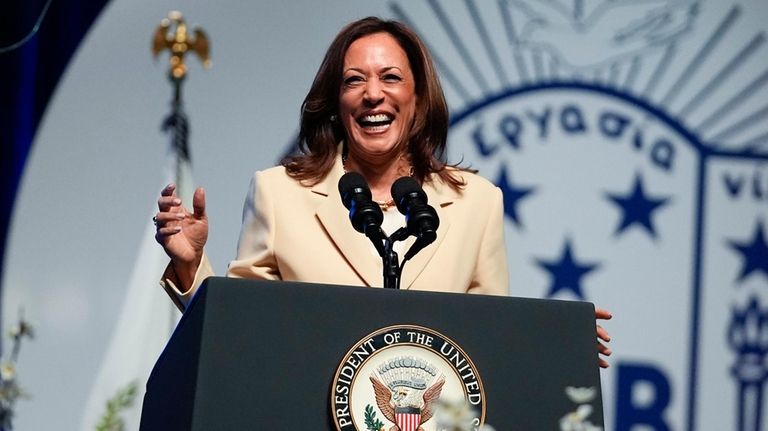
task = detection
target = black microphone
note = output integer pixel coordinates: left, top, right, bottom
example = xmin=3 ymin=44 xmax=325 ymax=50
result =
xmin=338 ymin=172 xmax=386 ymax=256
xmin=391 ymin=176 xmax=440 ymax=261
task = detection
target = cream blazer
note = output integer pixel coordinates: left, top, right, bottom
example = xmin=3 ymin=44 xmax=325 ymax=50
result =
xmin=162 ymin=156 xmax=509 ymax=311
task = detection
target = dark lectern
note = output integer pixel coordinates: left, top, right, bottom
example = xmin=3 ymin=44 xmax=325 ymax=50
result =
xmin=140 ymin=277 xmax=603 ymax=430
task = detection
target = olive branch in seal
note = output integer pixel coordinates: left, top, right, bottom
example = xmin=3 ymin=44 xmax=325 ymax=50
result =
xmin=364 ymin=404 xmax=385 ymax=431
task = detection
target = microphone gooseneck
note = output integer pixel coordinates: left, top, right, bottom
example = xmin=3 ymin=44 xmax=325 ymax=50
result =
xmin=338 ymin=173 xmax=441 ymax=289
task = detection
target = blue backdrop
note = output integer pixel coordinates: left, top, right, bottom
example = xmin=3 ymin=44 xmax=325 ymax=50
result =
xmin=0 ymin=0 xmax=110 ymax=331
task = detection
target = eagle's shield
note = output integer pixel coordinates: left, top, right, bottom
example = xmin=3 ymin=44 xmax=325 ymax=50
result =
xmin=395 ymin=407 xmax=421 ymax=431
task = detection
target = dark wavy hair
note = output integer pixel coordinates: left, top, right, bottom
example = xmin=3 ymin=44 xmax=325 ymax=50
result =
xmin=282 ymin=16 xmax=467 ymax=190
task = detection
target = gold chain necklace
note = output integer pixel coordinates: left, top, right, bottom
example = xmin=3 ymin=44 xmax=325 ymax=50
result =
xmin=341 ymin=154 xmax=412 ymax=211
xmin=375 ymin=197 xmax=397 ymax=211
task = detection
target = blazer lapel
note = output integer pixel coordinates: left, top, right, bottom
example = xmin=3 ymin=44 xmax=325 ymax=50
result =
xmin=311 ymin=154 xmax=460 ymax=290
xmin=399 ymin=175 xmax=459 ymax=290
xmin=313 ymin=157 xmax=382 ymax=287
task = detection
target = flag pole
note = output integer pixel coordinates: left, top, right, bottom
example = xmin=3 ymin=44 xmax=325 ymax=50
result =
xmin=82 ymin=11 xmax=212 ymax=431
xmin=152 ymin=11 xmax=211 ymax=335
xmin=164 ymin=77 xmax=189 ymax=189
xmin=152 ymin=9 xmax=211 ymax=195
xmin=152 ymin=10 xmax=210 ymax=189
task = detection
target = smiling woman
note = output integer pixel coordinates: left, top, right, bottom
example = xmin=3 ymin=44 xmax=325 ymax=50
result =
xmin=153 ymin=17 xmax=608 ymax=370
xmin=154 ymin=17 xmax=512 ymax=304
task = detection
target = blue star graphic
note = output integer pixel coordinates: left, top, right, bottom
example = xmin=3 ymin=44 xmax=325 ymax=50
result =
xmin=536 ymin=239 xmax=600 ymax=300
xmin=606 ymin=174 xmax=670 ymax=238
xmin=728 ymin=221 xmax=768 ymax=282
xmin=495 ymin=166 xmax=535 ymax=228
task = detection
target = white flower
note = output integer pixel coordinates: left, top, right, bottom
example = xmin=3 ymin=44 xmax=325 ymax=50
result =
xmin=565 ymin=386 xmax=597 ymax=403
xmin=0 ymin=362 xmax=15 ymax=382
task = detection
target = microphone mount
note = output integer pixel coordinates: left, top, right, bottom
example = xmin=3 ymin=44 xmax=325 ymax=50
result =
xmin=382 ymin=227 xmax=409 ymax=290
xmin=339 ymin=173 xmax=439 ymax=290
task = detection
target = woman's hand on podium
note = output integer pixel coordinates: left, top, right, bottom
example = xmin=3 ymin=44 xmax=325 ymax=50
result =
xmin=154 ymin=183 xmax=208 ymax=292
xmin=595 ymin=307 xmax=612 ymax=369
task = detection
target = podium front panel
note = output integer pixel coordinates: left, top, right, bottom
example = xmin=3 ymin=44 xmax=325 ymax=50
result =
xmin=141 ymin=278 xmax=603 ymax=430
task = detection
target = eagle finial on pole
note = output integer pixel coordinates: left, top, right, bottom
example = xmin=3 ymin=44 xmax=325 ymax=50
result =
xmin=151 ymin=10 xmax=210 ymax=185
xmin=152 ymin=10 xmax=211 ymax=82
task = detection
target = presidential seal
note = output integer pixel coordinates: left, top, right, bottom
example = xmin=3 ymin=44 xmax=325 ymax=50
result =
xmin=331 ymin=325 xmax=485 ymax=431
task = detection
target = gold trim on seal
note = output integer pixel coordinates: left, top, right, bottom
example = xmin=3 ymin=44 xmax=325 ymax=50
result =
xmin=330 ymin=324 xmax=486 ymax=430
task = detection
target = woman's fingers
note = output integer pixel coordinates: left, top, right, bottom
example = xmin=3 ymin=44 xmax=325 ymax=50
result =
xmin=154 ymin=183 xmax=208 ymax=266
xmin=160 ymin=183 xmax=176 ymax=197
xmin=595 ymin=307 xmax=612 ymax=320
xmin=154 ymin=223 xmax=182 ymax=246
xmin=154 ymin=211 xmax=186 ymax=225
xmin=192 ymin=187 xmax=206 ymax=218
xmin=157 ymin=183 xmax=185 ymax=213
xmin=157 ymin=195 xmax=183 ymax=212
xmin=594 ymin=307 xmax=613 ymax=368
xmin=156 ymin=225 xmax=182 ymax=236
xmin=155 ymin=184 xmax=185 ymax=245
xmin=153 ymin=212 xmax=185 ymax=238
xmin=597 ymin=324 xmax=611 ymax=342
xmin=598 ymin=341 xmax=612 ymax=369
xmin=598 ymin=341 xmax=612 ymax=356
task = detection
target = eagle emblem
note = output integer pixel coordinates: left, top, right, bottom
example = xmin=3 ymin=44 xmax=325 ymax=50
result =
xmin=369 ymin=357 xmax=446 ymax=431
xmin=152 ymin=10 xmax=211 ymax=80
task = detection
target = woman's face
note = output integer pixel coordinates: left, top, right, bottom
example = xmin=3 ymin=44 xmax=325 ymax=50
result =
xmin=339 ymin=32 xmax=417 ymax=164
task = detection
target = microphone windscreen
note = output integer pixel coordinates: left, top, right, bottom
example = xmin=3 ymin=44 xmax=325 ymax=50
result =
xmin=391 ymin=176 xmax=427 ymax=213
xmin=338 ymin=172 xmax=370 ymax=208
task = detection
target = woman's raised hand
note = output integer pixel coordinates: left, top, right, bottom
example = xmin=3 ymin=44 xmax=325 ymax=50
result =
xmin=154 ymin=183 xmax=208 ymax=291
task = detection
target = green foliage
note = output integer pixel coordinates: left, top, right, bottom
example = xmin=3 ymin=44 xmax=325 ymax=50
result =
xmin=94 ymin=381 xmax=138 ymax=431
xmin=364 ymin=404 xmax=385 ymax=431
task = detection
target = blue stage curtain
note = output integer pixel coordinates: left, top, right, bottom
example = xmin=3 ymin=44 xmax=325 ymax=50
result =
xmin=0 ymin=0 xmax=111 ymax=328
